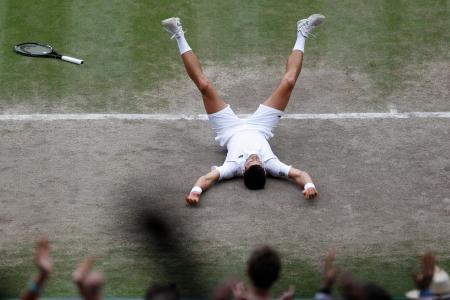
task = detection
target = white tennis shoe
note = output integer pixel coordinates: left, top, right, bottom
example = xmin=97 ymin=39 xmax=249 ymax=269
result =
xmin=297 ymin=14 xmax=325 ymax=38
xmin=161 ymin=17 xmax=185 ymax=39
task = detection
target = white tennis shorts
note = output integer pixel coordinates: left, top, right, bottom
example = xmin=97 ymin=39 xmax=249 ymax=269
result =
xmin=208 ymin=104 xmax=284 ymax=147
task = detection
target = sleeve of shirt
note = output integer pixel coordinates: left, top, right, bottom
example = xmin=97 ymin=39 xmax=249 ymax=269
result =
xmin=264 ymin=158 xmax=291 ymax=178
xmin=214 ymin=161 xmax=241 ymax=180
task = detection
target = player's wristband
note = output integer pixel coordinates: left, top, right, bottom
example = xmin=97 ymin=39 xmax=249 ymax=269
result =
xmin=27 ymin=280 xmax=43 ymax=295
xmin=191 ymin=186 xmax=202 ymax=194
xmin=304 ymin=182 xmax=315 ymax=191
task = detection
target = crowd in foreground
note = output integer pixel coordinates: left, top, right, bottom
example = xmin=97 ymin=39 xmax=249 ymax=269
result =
xmin=20 ymin=236 xmax=450 ymax=300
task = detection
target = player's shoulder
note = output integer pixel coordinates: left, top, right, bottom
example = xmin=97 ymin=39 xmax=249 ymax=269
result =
xmin=216 ymin=161 xmax=243 ymax=180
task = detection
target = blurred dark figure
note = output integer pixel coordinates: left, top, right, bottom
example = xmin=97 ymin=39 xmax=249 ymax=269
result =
xmin=21 ymin=236 xmax=53 ymax=300
xmin=135 ymin=209 xmax=206 ymax=295
xmin=232 ymin=246 xmax=295 ymax=300
xmin=0 ymin=266 xmax=19 ymax=299
xmin=145 ymin=282 xmax=180 ymax=300
xmin=72 ymin=255 xmax=105 ymax=300
xmin=339 ymin=273 xmax=365 ymax=300
xmin=362 ymin=283 xmax=392 ymax=300
xmin=248 ymin=245 xmax=281 ymax=291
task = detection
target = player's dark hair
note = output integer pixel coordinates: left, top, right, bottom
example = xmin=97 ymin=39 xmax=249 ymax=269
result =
xmin=363 ymin=284 xmax=392 ymax=300
xmin=145 ymin=283 xmax=179 ymax=300
xmin=243 ymin=165 xmax=266 ymax=190
xmin=247 ymin=246 xmax=281 ymax=290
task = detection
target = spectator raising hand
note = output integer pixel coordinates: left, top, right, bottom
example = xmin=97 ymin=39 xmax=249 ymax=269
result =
xmin=21 ymin=236 xmax=54 ymax=300
xmin=412 ymin=251 xmax=436 ymax=300
xmin=414 ymin=251 xmax=436 ymax=290
xmin=72 ymin=255 xmax=105 ymax=300
xmin=323 ymin=249 xmax=339 ymax=291
xmin=278 ymin=285 xmax=295 ymax=300
xmin=232 ymin=282 xmax=249 ymax=300
xmin=315 ymin=249 xmax=340 ymax=300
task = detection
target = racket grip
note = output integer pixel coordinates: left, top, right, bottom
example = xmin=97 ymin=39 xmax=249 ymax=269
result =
xmin=61 ymin=55 xmax=84 ymax=65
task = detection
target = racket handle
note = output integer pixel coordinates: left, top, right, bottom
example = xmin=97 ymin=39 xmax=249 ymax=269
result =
xmin=61 ymin=55 xmax=84 ymax=65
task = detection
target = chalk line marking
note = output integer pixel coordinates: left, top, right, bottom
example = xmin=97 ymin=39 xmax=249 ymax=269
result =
xmin=0 ymin=112 xmax=449 ymax=121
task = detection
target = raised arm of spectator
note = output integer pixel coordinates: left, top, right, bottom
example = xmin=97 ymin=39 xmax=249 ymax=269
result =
xmin=185 ymin=169 xmax=220 ymax=205
xmin=21 ymin=236 xmax=53 ymax=300
xmin=413 ymin=251 xmax=436 ymax=300
xmin=212 ymin=278 xmax=240 ymax=300
xmin=278 ymin=285 xmax=295 ymax=300
xmin=72 ymin=255 xmax=104 ymax=300
xmin=315 ymin=249 xmax=339 ymax=300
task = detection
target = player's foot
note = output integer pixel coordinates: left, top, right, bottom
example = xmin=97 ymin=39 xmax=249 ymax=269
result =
xmin=161 ymin=17 xmax=185 ymax=39
xmin=297 ymin=14 xmax=325 ymax=38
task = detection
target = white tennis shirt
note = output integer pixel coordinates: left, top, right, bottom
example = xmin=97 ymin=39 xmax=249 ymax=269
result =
xmin=215 ymin=129 xmax=292 ymax=180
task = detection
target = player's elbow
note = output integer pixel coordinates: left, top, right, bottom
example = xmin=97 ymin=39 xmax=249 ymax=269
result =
xmin=198 ymin=175 xmax=209 ymax=185
xmin=197 ymin=76 xmax=212 ymax=94
xmin=290 ymin=168 xmax=306 ymax=180
xmin=199 ymin=173 xmax=218 ymax=185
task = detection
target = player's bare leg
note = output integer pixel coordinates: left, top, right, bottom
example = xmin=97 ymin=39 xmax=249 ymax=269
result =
xmin=162 ymin=17 xmax=227 ymax=114
xmin=264 ymin=14 xmax=325 ymax=111
xmin=263 ymin=50 xmax=304 ymax=111
xmin=181 ymin=52 xmax=227 ymax=114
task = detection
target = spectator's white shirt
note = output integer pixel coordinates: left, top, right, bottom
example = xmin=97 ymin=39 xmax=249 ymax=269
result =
xmin=215 ymin=130 xmax=291 ymax=180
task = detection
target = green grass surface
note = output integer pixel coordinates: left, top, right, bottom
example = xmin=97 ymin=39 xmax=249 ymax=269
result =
xmin=2 ymin=241 xmax=450 ymax=298
xmin=1 ymin=0 xmax=449 ymax=298
xmin=0 ymin=0 xmax=448 ymax=112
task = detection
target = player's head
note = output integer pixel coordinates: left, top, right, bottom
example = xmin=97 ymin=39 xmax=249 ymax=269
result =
xmin=244 ymin=154 xmax=266 ymax=190
xmin=247 ymin=246 xmax=281 ymax=290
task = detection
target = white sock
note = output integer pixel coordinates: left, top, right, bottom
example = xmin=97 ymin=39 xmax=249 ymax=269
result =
xmin=293 ymin=33 xmax=306 ymax=52
xmin=176 ymin=33 xmax=192 ymax=55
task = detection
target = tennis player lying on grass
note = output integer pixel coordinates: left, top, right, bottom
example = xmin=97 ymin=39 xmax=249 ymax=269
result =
xmin=162 ymin=14 xmax=324 ymax=205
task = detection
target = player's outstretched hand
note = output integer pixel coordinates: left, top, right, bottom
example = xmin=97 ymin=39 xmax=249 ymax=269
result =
xmin=303 ymin=187 xmax=318 ymax=200
xmin=185 ymin=192 xmax=201 ymax=206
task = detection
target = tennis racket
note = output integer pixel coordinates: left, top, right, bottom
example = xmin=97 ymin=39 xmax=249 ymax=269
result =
xmin=14 ymin=42 xmax=84 ymax=65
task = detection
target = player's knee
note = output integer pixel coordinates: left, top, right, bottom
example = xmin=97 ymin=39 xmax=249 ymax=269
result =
xmin=197 ymin=76 xmax=212 ymax=94
xmin=283 ymin=75 xmax=296 ymax=90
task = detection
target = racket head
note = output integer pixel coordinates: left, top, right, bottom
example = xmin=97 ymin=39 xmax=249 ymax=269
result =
xmin=14 ymin=43 xmax=60 ymax=58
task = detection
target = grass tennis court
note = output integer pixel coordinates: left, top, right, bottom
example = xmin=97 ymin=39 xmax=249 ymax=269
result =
xmin=0 ymin=0 xmax=449 ymax=298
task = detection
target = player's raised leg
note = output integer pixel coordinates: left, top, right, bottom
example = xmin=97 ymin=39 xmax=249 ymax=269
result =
xmin=161 ymin=17 xmax=227 ymax=114
xmin=263 ymin=14 xmax=325 ymax=111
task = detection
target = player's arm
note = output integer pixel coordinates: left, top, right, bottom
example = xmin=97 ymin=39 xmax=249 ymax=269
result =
xmin=288 ymin=167 xmax=318 ymax=199
xmin=185 ymin=169 xmax=220 ymax=205
xmin=265 ymin=158 xmax=318 ymax=199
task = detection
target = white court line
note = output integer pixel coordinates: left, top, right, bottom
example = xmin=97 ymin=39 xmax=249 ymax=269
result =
xmin=0 ymin=112 xmax=449 ymax=121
